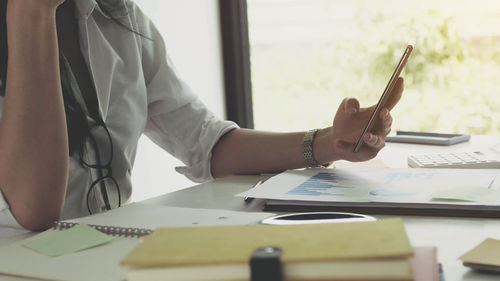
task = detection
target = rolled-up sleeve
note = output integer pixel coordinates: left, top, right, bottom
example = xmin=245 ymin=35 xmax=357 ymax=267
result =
xmin=135 ymin=4 xmax=238 ymax=182
xmin=146 ymin=100 xmax=238 ymax=182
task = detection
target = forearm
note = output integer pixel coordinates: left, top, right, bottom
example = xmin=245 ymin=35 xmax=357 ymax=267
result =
xmin=211 ymin=89 xmax=402 ymax=178
xmin=0 ymin=3 xmax=68 ymax=230
xmin=210 ymin=128 xmax=335 ymax=178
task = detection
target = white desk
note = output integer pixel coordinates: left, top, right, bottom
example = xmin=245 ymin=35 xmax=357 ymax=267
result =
xmin=2 ymin=135 xmax=500 ymax=281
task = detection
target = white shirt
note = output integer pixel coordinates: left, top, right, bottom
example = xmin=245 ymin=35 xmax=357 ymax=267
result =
xmin=0 ymin=0 xmax=237 ymax=230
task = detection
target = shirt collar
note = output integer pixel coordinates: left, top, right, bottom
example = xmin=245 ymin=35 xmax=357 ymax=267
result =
xmin=74 ymin=0 xmax=129 ymax=20
xmin=74 ymin=0 xmax=97 ymax=20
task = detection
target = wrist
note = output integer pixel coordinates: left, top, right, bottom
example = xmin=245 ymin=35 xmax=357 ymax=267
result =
xmin=313 ymin=127 xmax=339 ymax=165
xmin=302 ymin=128 xmax=333 ymax=168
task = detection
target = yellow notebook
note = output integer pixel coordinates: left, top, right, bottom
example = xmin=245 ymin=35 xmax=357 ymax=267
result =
xmin=121 ymin=218 xmax=414 ymax=281
xmin=459 ymin=238 xmax=500 ymax=272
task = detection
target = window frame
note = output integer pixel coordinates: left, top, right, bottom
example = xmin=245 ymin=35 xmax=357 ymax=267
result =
xmin=219 ymin=0 xmax=254 ymax=129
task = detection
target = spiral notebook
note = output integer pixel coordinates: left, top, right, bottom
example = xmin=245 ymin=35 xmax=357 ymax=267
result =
xmin=0 ymin=220 xmax=151 ymax=280
xmin=0 ymin=225 xmax=138 ymax=281
xmin=0 ymin=204 xmax=275 ymax=281
xmin=0 ymin=223 xmax=150 ymax=281
xmin=54 ymin=221 xmax=153 ymax=238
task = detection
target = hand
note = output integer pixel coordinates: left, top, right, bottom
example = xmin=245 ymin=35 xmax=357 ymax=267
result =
xmin=324 ymin=77 xmax=404 ymax=162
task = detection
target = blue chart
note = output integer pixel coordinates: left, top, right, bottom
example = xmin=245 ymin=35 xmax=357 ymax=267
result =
xmin=384 ymin=171 xmax=435 ymax=185
xmin=369 ymin=189 xmax=415 ymax=197
xmin=286 ymin=172 xmax=351 ymax=196
xmin=368 ymin=171 xmax=433 ymax=197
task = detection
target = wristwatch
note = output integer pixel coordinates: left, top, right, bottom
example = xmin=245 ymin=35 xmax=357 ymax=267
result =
xmin=302 ymin=129 xmax=329 ymax=168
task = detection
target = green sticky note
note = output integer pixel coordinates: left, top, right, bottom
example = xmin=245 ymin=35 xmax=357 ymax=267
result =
xmin=431 ymin=186 xmax=500 ymax=203
xmin=23 ymin=224 xmax=114 ymax=257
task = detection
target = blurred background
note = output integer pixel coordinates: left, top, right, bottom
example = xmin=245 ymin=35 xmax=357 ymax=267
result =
xmin=130 ymin=0 xmax=500 ymax=201
xmin=131 ymin=0 xmax=224 ymax=201
xmin=248 ymin=0 xmax=500 ymax=134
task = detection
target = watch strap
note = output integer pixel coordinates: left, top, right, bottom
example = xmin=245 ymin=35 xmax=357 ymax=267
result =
xmin=302 ymin=129 xmax=324 ymax=168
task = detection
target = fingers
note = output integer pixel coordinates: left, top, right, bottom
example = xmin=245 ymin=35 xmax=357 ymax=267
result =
xmin=359 ymin=109 xmax=390 ymax=151
xmin=378 ymin=108 xmax=393 ymax=136
xmin=332 ymin=90 xmax=399 ymax=163
xmin=359 ymin=107 xmax=391 ymax=151
xmin=385 ymin=77 xmax=404 ymax=111
xmin=363 ymin=132 xmax=386 ymax=150
xmin=334 ymin=139 xmax=379 ymax=162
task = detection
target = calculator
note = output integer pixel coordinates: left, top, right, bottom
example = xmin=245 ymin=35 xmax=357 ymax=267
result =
xmin=408 ymin=151 xmax=500 ymax=168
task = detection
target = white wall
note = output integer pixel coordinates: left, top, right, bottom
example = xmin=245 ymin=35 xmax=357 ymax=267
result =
xmin=130 ymin=0 xmax=226 ymax=201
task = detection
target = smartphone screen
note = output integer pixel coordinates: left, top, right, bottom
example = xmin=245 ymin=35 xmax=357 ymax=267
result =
xmin=353 ymin=44 xmax=413 ymax=153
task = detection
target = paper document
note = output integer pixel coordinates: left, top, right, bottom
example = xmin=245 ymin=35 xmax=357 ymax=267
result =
xmin=72 ymin=203 xmax=275 ymax=228
xmin=237 ymin=168 xmax=500 ymax=205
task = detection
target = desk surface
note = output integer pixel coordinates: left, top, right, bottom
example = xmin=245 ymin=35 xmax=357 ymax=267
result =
xmin=2 ymin=135 xmax=500 ymax=281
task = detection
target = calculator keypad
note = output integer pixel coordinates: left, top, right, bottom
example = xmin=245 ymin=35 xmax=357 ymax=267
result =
xmin=408 ymin=151 xmax=500 ymax=168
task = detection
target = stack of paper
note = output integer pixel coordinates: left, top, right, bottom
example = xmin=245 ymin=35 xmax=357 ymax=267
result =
xmin=121 ymin=218 xmax=417 ymax=281
xmin=239 ymin=168 xmax=500 ymax=217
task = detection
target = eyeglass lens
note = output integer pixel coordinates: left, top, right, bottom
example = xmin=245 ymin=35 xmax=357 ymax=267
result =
xmin=87 ymin=176 xmax=121 ymax=214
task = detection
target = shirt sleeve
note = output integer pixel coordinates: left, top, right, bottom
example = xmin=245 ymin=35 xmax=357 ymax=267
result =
xmin=131 ymin=4 xmax=239 ymax=182
xmin=0 ymin=189 xmax=24 ymax=230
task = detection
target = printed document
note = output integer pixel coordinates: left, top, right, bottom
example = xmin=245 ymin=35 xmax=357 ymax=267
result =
xmin=237 ymin=168 xmax=500 ymax=205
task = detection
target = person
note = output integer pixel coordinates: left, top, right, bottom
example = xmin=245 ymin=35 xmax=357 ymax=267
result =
xmin=0 ymin=0 xmax=403 ymax=232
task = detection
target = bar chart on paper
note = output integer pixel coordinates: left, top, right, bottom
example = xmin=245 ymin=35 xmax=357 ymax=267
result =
xmin=238 ymin=168 xmax=500 ymax=205
xmin=286 ymin=172 xmax=351 ymax=196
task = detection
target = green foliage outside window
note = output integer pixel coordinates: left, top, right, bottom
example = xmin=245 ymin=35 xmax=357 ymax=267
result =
xmin=250 ymin=2 xmax=500 ymax=135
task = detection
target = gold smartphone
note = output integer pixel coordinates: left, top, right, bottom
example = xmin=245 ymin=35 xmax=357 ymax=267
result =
xmin=353 ymin=44 xmax=413 ymax=153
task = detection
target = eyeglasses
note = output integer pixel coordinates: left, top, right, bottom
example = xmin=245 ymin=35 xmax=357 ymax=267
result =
xmin=80 ymin=118 xmax=121 ymax=214
xmin=58 ymin=53 xmax=120 ymax=214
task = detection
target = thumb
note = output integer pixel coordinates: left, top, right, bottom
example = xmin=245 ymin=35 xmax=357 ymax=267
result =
xmin=343 ymin=98 xmax=360 ymax=114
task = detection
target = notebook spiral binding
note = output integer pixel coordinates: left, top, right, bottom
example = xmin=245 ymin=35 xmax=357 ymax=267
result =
xmin=54 ymin=221 xmax=153 ymax=238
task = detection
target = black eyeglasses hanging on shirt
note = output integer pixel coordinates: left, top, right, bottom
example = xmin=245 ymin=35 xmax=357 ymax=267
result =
xmin=80 ymin=117 xmax=121 ymax=214
xmin=59 ymin=53 xmax=121 ymax=214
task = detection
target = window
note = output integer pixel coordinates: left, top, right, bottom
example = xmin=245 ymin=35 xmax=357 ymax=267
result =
xmin=246 ymin=0 xmax=500 ymax=134
xmin=131 ymin=1 xmax=225 ymax=201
